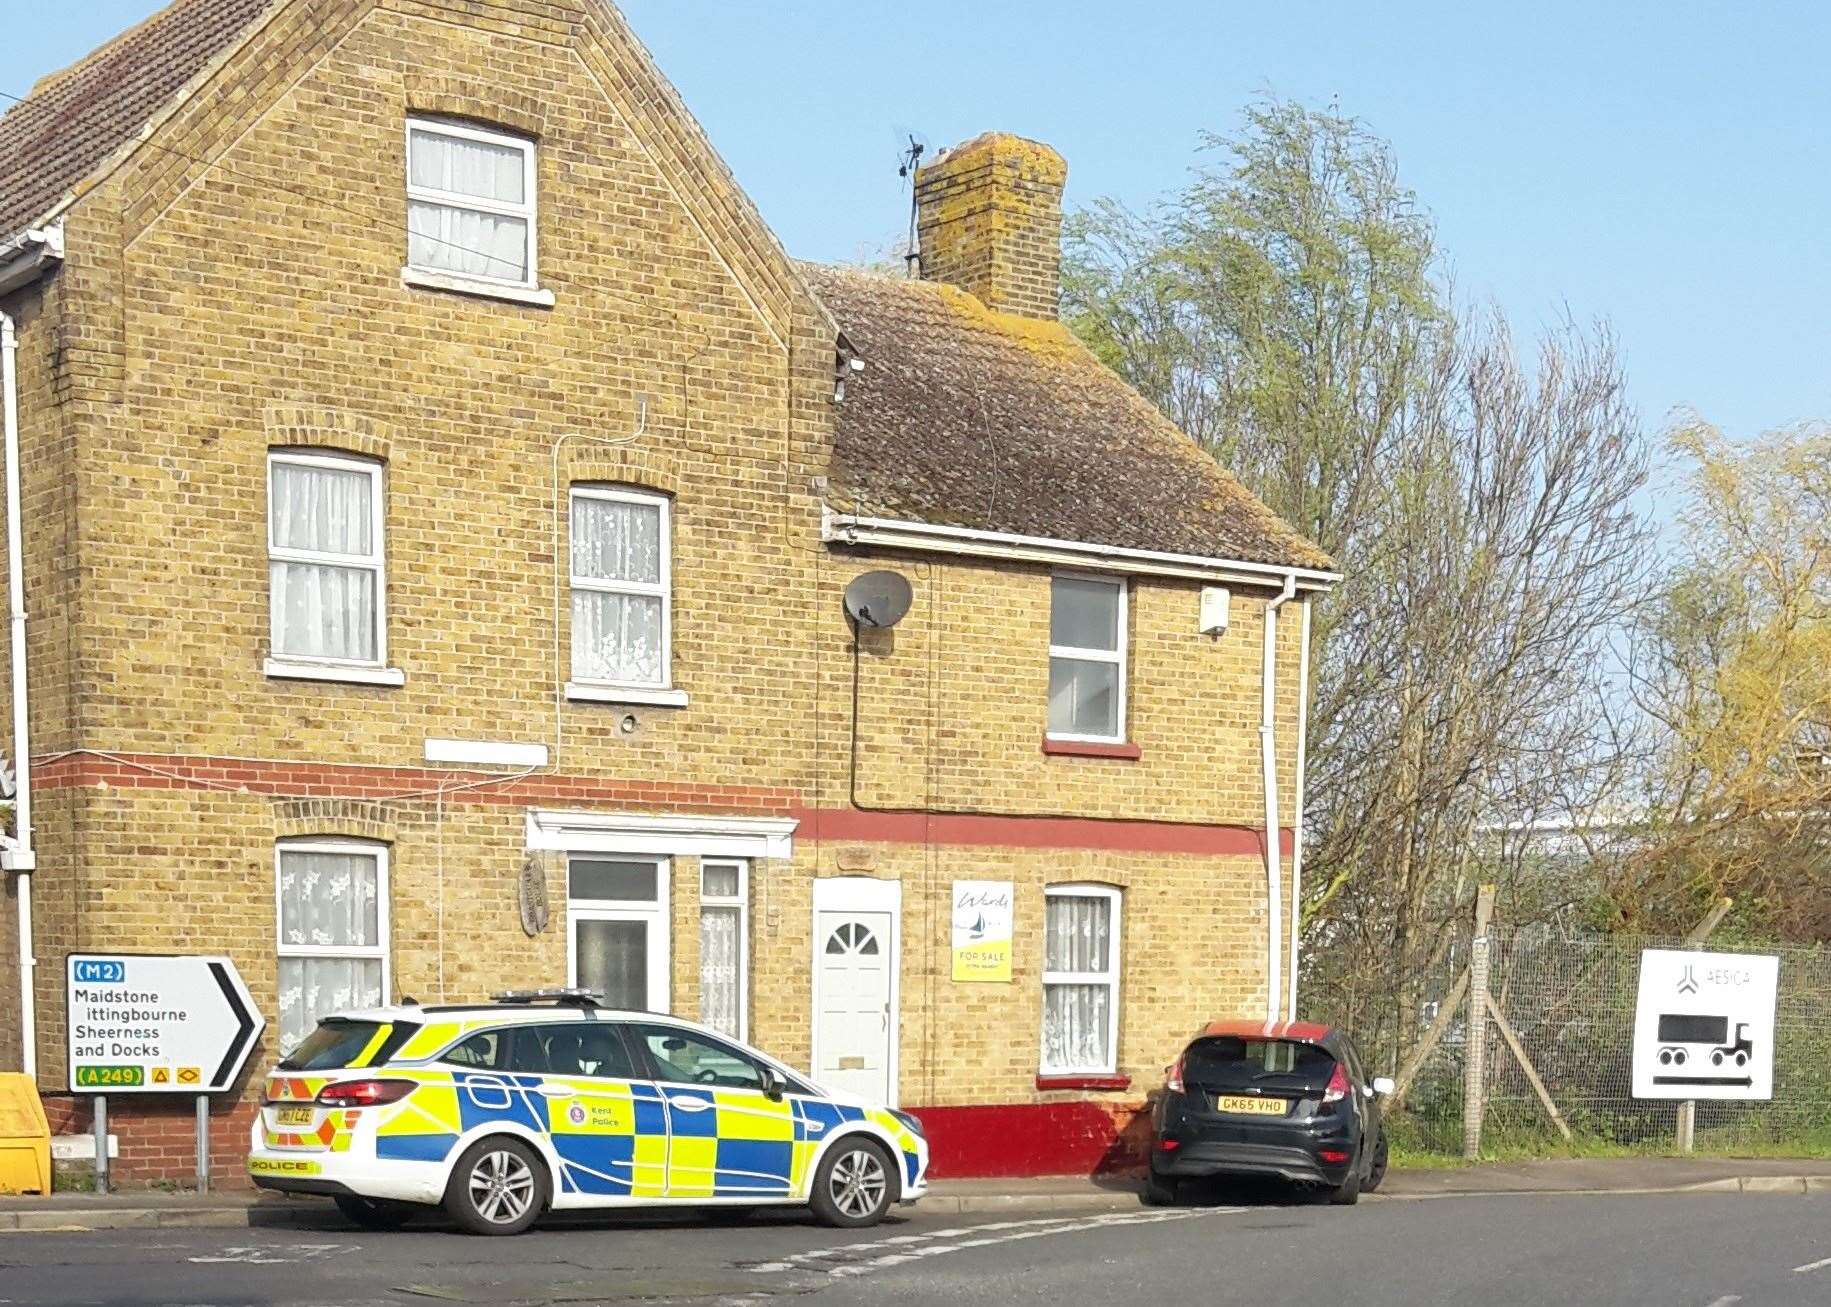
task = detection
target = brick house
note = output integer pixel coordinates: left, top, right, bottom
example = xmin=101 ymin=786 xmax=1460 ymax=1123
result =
xmin=0 ymin=0 xmax=1335 ymax=1183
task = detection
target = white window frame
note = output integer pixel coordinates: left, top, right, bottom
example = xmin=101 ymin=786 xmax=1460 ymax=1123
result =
xmin=698 ymin=858 xmax=749 ymax=1042
xmin=266 ymin=449 xmax=389 ymax=675
xmin=1040 ymin=883 xmax=1122 ymax=1076
xmin=274 ymin=838 xmax=392 ymax=1038
xmin=404 ymin=115 xmax=539 ymax=290
xmin=1046 ymin=572 xmax=1128 ymax=744
xmin=565 ymin=854 xmax=672 ymax=1013
xmin=567 ymin=486 xmax=674 ymax=694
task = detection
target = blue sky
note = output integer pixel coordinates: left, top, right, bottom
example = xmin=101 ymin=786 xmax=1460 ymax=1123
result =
xmin=7 ymin=2 xmax=1829 ymax=448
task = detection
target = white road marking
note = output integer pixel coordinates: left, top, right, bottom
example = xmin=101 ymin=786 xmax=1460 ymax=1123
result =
xmin=1703 ymin=1295 xmax=1741 ymax=1306
xmin=188 ymin=1243 xmax=352 ymax=1265
xmin=749 ymin=1207 xmax=1240 ymax=1279
xmin=745 ymin=1213 xmax=1097 ymax=1271
xmin=1794 ymin=1254 xmax=1831 ymax=1274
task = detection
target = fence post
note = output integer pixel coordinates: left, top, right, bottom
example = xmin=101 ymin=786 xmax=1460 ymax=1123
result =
xmin=1461 ymin=885 xmax=1497 ymax=1161
xmin=1676 ymin=896 xmax=1734 ymax=1155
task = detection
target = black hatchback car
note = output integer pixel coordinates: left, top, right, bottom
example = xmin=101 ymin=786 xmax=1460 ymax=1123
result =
xmin=1147 ymin=1021 xmax=1392 ymax=1205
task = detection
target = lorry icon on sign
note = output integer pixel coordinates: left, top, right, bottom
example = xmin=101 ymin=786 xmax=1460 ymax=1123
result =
xmin=1653 ymin=1013 xmax=1754 ymax=1087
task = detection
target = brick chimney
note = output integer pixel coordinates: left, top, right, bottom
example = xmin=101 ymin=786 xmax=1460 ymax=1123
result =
xmin=914 ymin=132 xmax=1068 ymax=320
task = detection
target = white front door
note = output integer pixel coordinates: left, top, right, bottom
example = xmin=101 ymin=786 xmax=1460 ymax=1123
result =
xmin=814 ymin=910 xmax=893 ymax=1102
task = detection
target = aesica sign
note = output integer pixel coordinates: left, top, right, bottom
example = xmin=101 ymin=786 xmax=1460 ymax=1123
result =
xmin=951 ymin=880 xmax=1014 ymax=982
xmin=1631 ymin=948 xmax=1779 ymax=1101
xmin=66 ymin=954 xmax=265 ymax=1094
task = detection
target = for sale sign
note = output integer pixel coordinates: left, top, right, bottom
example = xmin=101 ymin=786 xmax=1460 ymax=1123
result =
xmin=1631 ymin=948 xmax=1779 ymax=1101
xmin=66 ymin=954 xmax=264 ymax=1094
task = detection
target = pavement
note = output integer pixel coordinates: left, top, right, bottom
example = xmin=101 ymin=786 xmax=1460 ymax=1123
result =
xmin=0 ymin=1188 xmax=1826 ymax=1305
xmin=3 ymin=1156 xmax=1829 ymax=1231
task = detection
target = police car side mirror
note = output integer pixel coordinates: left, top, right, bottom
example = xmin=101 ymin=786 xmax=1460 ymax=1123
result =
xmin=761 ymin=1067 xmax=787 ymax=1102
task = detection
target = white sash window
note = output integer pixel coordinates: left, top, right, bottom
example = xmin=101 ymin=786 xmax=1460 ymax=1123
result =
xmin=268 ymin=451 xmax=385 ymax=668
xmin=1047 ymin=574 xmax=1127 ymax=742
xmin=1041 ymin=884 xmax=1122 ymax=1075
xmin=698 ymin=859 xmax=749 ymax=1041
xmin=275 ymin=840 xmax=390 ymax=1054
xmin=406 ymin=117 xmax=537 ymax=287
xmin=569 ymin=487 xmax=671 ymax=690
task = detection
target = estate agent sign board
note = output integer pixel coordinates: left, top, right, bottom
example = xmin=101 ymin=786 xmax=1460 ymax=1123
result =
xmin=66 ymin=954 xmax=265 ymax=1093
xmin=951 ymin=880 xmax=1014 ymax=982
xmin=1631 ymin=948 xmax=1778 ymax=1101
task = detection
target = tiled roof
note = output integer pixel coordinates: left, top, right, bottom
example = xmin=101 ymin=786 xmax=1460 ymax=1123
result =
xmin=0 ymin=0 xmax=276 ymax=241
xmin=802 ymin=263 xmax=1332 ymax=573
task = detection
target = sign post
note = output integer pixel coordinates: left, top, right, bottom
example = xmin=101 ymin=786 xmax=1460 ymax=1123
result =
xmin=1631 ymin=949 xmax=1779 ymax=1107
xmin=66 ymin=954 xmax=264 ymax=1192
xmin=92 ymin=1095 xmax=108 ymax=1194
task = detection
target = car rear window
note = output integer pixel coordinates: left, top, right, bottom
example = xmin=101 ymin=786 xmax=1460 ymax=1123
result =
xmin=278 ymin=1020 xmax=386 ymax=1071
xmin=1182 ymin=1037 xmax=1337 ymax=1094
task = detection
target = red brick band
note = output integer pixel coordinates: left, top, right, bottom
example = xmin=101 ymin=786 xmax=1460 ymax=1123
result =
xmin=33 ymin=752 xmax=1292 ymax=855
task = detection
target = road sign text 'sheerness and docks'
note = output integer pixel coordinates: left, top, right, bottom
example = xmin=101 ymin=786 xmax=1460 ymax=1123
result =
xmin=65 ymin=955 xmax=265 ymax=1095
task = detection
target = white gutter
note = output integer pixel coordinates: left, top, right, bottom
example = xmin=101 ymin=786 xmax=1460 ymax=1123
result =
xmin=1 ymin=308 xmax=35 ymax=1079
xmin=1260 ymin=576 xmax=1297 ymax=1024
xmin=823 ymin=507 xmax=1340 ymax=593
xmin=1285 ymin=596 xmax=1313 ymax=1022
xmin=0 ymin=222 xmax=65 ymax=298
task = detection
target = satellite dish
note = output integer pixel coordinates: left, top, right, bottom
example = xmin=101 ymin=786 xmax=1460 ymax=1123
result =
xmin=844 ymin=570 xmax=913 ymax=629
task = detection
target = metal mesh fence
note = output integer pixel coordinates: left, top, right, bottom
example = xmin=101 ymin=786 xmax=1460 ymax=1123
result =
xmin=1377 ymin=928 xmax=1831 ymax=1157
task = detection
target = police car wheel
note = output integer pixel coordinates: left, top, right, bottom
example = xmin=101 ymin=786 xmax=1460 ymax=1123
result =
xmin=333 ymin=1195 xmax=418 ymax=1231
xmin=810 ymin=1138 xmax=896 ymax=1228
xmin=446 ymin=1137 xmax=547 ymax=1236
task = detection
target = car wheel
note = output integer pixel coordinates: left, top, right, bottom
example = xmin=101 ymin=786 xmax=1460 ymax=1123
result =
xmin=810 ymin=1137 xmax=896 ymax=1228
xmin=1363 ymin=1135 xmax=1390 ymax=1194
xmin=1328 ymin=1166 xmax=1362 ymax=1206
xmin=1142 ymin=1171 xmax=1179 ymax=1207
xmin=333 ymin=1195 xmax=419 ymax=1231
xmin=444 ymin=1137 xmax=548 ymax=1236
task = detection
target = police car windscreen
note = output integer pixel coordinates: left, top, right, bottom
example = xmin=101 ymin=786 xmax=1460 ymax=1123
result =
xmin=279 ymin=1019 xmax=386 ymax=1070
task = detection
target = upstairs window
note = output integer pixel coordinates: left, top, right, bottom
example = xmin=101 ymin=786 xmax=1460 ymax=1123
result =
xmin=1047 ymin=575 xmax=1126 ymax=742
xmin=406 ymin=117 xmax=537 ymax=287
xmin=268 ymin=451 xmax=385 ymax=667
xmin=569 ymin=487 xmax=671 ymax=690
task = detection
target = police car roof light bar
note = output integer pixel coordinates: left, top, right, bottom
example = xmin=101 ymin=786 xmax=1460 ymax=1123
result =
xmin=489 ymin=987 xmax=604 ymax=1007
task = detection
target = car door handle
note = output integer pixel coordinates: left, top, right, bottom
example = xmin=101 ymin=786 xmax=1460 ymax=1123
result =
xmin=535 ymin=1084 xmax=575 ymax=1100
xmin=667 ymin=1095 xmax=713 ymax=1112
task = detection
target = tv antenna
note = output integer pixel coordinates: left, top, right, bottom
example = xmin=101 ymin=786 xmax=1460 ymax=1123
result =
xmin=897 ymin=134 xmax=926 ymax=279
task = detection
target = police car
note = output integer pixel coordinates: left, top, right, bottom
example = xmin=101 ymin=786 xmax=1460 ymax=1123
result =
xmin=246 ymin=990 xmax=929 ymax=1235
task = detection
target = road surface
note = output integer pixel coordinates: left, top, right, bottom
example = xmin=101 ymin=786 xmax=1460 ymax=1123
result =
xmin=0 ymin=1191 xmax=1824 ymax=1305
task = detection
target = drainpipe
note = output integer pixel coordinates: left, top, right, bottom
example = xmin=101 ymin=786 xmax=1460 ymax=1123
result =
xmin=1 ymin=309 xmax=34 ymax=1077
xmin=1285 ymin=597 xmax=1313 ymax=1022
xmin=1260 ymin=576 xmax=1297 ymax=1025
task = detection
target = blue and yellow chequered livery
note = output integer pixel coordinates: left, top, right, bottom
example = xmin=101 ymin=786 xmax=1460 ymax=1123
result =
xmin=247 ymin=998 xmax=927 ymax=1233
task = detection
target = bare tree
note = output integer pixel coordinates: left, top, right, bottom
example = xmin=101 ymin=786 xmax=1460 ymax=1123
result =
xmin=1065 ymin=99 xmax=1653 ymax=1065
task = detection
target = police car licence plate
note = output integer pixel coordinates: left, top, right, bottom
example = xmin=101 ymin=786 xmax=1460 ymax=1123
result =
xmin=1214 ymin=1094 xmax=1287 ymax=1116
xmin=276 ymin=1106 xmax=316 ymax=1127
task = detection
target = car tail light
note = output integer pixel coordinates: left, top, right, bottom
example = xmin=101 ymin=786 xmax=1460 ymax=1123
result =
xmin=1319 ymin=1149 xmax=1349 ymax=1164
xmin=1321 ymin=1062 xmax=1352 ymax=1105
xmin=1165 ymin=1055 xmax=1185 ymax=1093
xmin=316 ymin=1079 xmax=416 ymax=1108
xmin=1158 ymin=1138 xmax=1181 ymax=1152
